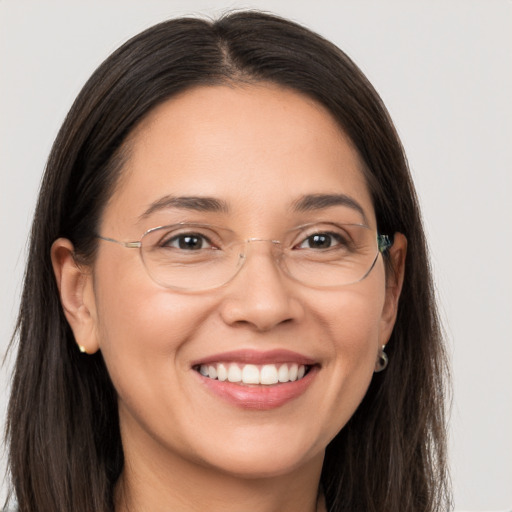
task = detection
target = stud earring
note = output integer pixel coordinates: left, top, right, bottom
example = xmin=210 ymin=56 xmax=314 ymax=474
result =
xmin=374 ymin=345 xmax=389 ymax=372
xmin=78 ymin=345 xmax=87 ymax=354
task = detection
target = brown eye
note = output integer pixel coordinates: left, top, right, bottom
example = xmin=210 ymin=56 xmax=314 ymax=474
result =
xmin=298 ymin=233 xmax=343 ymax=250
xmin=163 ymin=233 xmax=212 ymax=250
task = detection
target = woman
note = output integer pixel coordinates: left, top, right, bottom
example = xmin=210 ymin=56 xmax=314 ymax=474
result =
xmin=5 ymin=11 xmax=451 ymax=512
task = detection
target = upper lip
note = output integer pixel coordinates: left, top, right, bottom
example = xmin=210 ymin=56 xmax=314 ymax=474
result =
xmin=191 ymin=349 xmax=317 ymax=367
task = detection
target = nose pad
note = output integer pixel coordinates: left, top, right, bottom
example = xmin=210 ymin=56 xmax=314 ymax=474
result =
xmin=246 ymin=238 xmax=283 ymax=262
xmin=242 ymin=239 xmax=291 ymax=286
xmin=228 ymin=239 xmax=284 ymax=283
xmin=218 ymin=239 xmax=303 ymax=331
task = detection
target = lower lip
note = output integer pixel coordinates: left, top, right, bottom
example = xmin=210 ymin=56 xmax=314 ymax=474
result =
xmin=195 ymin=366 xmax=318 ymax=410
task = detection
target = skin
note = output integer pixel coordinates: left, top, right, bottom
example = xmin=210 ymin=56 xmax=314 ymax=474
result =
xmin=52 ymin=83 xmax=406 ymax=512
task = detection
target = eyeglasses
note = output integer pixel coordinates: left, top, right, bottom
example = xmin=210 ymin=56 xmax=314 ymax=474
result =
xmin=97 ymin=222 xmax=393 ymax=291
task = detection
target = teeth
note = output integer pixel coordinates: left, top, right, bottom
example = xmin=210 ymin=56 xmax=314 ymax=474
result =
xmin=208 ymin=365 xmax=217 ymax=379
xmin=260 ymin=364 xmax=278 ymax=385
xmin=227 ymin=364 xmax=242 ymax=383
xmin=217 ymin=363 xmax=228 ymax=381
xmin=198 ymin=362 xmax=308 ymax=385
xmin=289 ymin=363 xmax=298 ymax=381
xmin=242 ymin=364 xmax=260 ymax=384
xmin=278 ymin=364 xmax=289 ymax=383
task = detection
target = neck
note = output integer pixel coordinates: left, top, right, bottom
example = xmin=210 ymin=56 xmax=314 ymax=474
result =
xmin=115 ymin=430 xmax=325 ymax=512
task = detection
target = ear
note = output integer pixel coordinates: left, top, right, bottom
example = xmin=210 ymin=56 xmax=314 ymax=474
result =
xmin=379 ymin=232 xmax=407 ymax=346
xmin=51 ymin=238 xmax=100 ymax=354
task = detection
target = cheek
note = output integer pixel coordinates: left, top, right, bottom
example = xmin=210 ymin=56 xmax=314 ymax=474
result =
xmin=307 ymin=274 xmax=386 ymax=434
xmin=91 ymin=256 xmax=214 ymax=395
xmin=316 ymin=277 xmax=385 ymax=360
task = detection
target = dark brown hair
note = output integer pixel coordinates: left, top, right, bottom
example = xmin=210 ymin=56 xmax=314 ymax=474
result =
xmin=5 ymin=11 xmax=451 ymax=512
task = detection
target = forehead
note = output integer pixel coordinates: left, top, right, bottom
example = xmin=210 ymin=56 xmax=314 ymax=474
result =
xmin=103 ymin=84 xmax=375 ymax=233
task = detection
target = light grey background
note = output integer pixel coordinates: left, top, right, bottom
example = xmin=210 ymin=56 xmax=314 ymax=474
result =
xmin=1 ymin=1 xmax=511 ymax=510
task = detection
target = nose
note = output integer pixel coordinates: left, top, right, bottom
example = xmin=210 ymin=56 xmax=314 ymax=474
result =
xmin=218 ymin=240 xmax=304 ymax=331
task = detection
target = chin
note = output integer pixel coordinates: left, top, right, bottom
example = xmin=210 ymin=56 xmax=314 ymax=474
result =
xmin=203 ymin=448 xmax=322 ymax=480
xmin=187 ymin=425 xmax=327 ymax=480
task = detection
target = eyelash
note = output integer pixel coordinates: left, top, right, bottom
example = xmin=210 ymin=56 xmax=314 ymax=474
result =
xmin=295 ymin=232 xmax=346 ymax=250
xmin=161 ymin=233 xmax=217 ymax=250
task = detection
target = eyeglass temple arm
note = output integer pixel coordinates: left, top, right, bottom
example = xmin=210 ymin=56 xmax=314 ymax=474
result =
xmin=96 ymin=235 xmax=141 ymax=249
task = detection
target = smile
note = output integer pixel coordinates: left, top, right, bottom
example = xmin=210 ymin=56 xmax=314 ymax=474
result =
xmin=196 ymin=362 xmax=309 ymax=385
xmin=192 ymin=350 xmax=318 ymax=410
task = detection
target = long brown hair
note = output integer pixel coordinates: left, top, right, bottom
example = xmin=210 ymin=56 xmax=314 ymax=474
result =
xmin=5 ymin=11 xmax=451 ymax=512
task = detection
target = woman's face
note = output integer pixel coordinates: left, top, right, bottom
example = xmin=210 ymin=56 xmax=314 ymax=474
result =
xmin=64 ymin=84 xmax=403 ymax=479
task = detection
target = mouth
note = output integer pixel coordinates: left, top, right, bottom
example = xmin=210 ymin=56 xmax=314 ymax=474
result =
xmin=191 ymin=350 xmax=319 ymax=410
xmin=194 ymin=362 xmax=311 ymax=385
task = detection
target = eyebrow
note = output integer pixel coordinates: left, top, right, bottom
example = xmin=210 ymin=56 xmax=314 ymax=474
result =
xmin=139 ymin=192 xmax=368 ymax=223
xmin=291 ymin=193 xmax=368 ymax=223
xmin=139 ymin=195 xmax=229 ymax=220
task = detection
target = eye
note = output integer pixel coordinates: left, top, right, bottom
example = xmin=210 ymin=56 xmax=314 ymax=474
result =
xmin=162 ymin=233 xmax=214 ymax=250
xmin=296 ymin=232 xmax=344 ymax=250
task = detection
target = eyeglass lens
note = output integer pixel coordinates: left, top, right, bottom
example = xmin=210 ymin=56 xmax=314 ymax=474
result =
xmin=138 ymin=223 xmax=381 ymax=291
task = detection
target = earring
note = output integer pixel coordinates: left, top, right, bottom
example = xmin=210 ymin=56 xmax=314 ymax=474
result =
xmin=374 ymin=345 xmax=388 ymax=372
xmin=78 ymin=344 xmax=87 ymax=354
